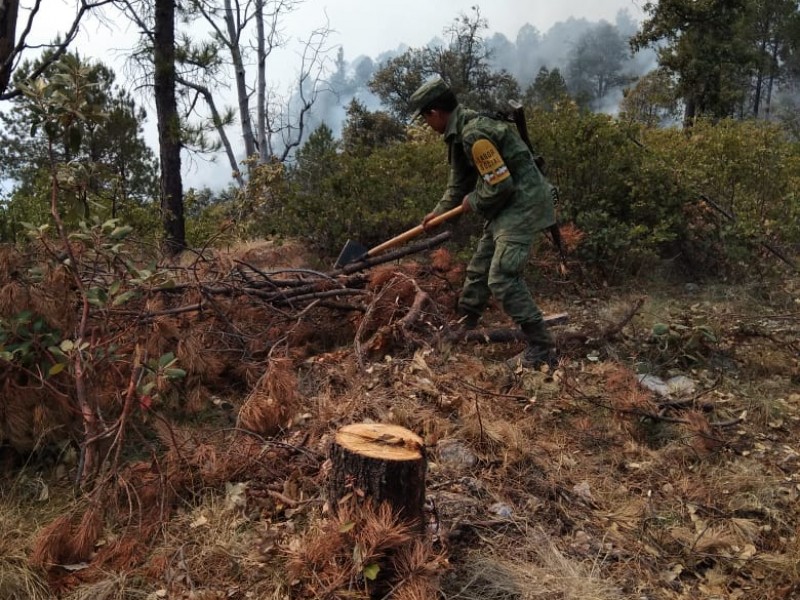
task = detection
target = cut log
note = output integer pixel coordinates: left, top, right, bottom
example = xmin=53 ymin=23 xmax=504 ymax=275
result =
xmin=443 ymin=311 xmax=570 ymax=343
xmin=328 ymin=423 xmax=427 ymax=528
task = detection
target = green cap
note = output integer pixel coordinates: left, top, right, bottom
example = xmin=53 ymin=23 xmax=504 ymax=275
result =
xmin=409 ymin=78 xmax=450 ymax=119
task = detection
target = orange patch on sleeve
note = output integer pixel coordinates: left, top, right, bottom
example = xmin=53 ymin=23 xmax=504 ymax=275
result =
xmin=471 ymin=139 xmax=510 ymax=186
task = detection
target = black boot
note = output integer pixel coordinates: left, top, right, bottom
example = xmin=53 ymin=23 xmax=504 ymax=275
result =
xmin=458 ymin=311 xmax=481 ymax=330
xmin=507 ymin=320 xmax=557 ymax=369
xmin=448 ymin=310 xmax=480 ymax=340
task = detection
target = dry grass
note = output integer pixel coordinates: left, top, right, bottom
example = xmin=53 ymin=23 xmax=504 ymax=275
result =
xmin=446 ymin=539 xmax=627 ymax=600
xmin=2 ymin=250 xmax=798 ymax=599
xmin=145 ymin=493 xmax=269 ymax=595
xmin=0 ymin=476 xmax=74 ymax=599
xmin=61 ymin=573 xmax=150 ymax=600
xmin=0 ymin=557 xmax=51 ymax=600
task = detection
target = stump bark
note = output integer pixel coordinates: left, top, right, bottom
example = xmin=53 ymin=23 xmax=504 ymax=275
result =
xmin=328 ymin=423 xmax=427 ymax=527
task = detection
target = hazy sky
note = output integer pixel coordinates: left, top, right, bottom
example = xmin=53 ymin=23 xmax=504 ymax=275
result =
xmin=289 ymin=0 xmax=645 ymax=58
xmin=37 ymin=0 xmax=645 ymax=66
xmin=16 ymin=0 xmax=646 ymax=189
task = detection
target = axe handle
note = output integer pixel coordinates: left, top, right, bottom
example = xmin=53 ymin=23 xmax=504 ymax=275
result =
xmin=367 ymin=205 xmax=465 ymax=257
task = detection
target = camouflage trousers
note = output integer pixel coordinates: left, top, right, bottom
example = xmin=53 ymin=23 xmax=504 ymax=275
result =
xmin=458 ymin=228 xmax=544 ymax=326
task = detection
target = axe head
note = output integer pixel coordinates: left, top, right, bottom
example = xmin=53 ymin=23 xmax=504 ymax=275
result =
xmin=334 ymin=239 xmax=369 ymax=268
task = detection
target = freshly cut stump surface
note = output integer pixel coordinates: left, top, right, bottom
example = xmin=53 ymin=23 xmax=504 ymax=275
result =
xmin=328 ymin=423 xmax=427 ymax=527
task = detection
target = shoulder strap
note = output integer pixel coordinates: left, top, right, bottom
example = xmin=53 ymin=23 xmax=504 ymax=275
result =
xmin=477 ymin=109 xmax=515 ymax=123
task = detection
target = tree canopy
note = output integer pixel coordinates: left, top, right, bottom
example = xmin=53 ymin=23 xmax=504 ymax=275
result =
xmin=368 ymin=7 xmax=520 ymax=120
xmin=633 ymin=0 xmax=800 ymax=122
xmin=0 ymin=51 xmax=158 ymax=242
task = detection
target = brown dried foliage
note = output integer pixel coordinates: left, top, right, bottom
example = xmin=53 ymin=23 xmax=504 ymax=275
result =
xmin=286 ymin=501 xmax=442 ymax=599
xmin=143 ymin=551 xmax=170 ymax=581
xmin=232 ymin=238 xmax=314 ymax=270
xmin=4 ymin=392 xmax=40 ymax=453
xmin=354 ymin=268 xmax=443 ymax=358
xmin=0 ymin=240 xmax=363 ymax=456
xmin=26 ymin=388 xmax=79 ymax=453
xmin=601 ymin=364 xmax=657 ymax=439
xmin=184 ymin=381 xmax=211 ymax=414
xmin=238 ymin=358 xmax=298 ymax=436
xmin=29 ymin=515 xmax=77 ymax=568
xmin=0 ymin=245 xmax=25 ymax=280
xmin=117 ymin=472 xmax=174 ymax=531
xmin=73 ymin=505 xmax=104 ymax=560
xmin=429 ymin=248 xmax=452 ymax=273
xmin=93 ymin=534 xmax=148 ymax=572
xmin=390 ymin=539 xmax=445 ymax=600
xmin=0 ymin=281 xmax=31 ymax=316
xmin=684 ymin=410 xmax=724 ymax=456
xmin=33 ymin=268 xmax=74 ymax=329
xmin=558 ymin=222 xmax=586 ymax=252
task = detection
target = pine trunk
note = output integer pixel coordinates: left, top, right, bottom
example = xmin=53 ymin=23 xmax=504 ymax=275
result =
xmin=154 ymin=0 xmax=185 ymax=256
xmin=0 ymin=0 xmax=19 ymax=97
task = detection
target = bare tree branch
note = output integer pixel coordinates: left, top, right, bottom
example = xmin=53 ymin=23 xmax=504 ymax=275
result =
xmin=276 ymin=22 xmax=332 ymax=161
xmin=175 ymin=73 xmax=244 ymax=186
xmin=1 ymin=0 xmax=115 ymax=100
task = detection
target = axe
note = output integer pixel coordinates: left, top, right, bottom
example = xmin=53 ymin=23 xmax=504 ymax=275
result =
xmin=334 ymin=204 xmax=464 ymax=268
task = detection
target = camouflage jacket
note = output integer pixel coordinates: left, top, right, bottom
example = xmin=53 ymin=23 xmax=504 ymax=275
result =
xmin=433 ymin=105 xmax=556 ymax=240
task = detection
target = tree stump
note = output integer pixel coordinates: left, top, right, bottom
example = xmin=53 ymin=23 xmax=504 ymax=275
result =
xmin=328 ymin=423 xmax=427 ymax=527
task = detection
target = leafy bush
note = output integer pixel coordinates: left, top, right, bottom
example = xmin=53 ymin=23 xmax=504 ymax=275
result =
xmin=644 ymin=118 xmax=800 ymax=273
xmin=0 ymin=311 xmax=63 ymax=375
xmin=183 ymin=187 xmax=239 ymax=249
xmin=527 ymin=102 xmax=687 ymax=278
xmin=261 ymin=129 xmax=450 ymax=257
xmin=529 ymin=103 xmax=800 ymax=279
xmin=230 ymin=103 xmax=798 ymax=281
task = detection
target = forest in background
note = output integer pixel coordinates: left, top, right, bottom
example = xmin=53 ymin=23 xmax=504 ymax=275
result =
xmin=0 ymin=2 xmax=799 ymax=598
xmin=1 ymin=1 xmax=799 ymax=260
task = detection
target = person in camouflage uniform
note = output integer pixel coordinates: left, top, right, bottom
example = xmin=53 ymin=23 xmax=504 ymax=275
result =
xmin=409 ymin=77 xmax=557 ymax=368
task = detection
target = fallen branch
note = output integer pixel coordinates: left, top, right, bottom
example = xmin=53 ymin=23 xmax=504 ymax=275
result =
xmin=459 ymin=380 xmax=529 ymax=403
xmin=353 ymin=271 xmax=440 ymax=368
xmin=397 ymin=285 xmax=432 ymax=331
xmin=104 ymin=233 xmax=455 ymax=331
xmin=557 ymin=297 xmax=645 ymax=350
xmin=272 ymin=288 xmax=368 ymax=306
xmin=565 ymin=375 xmax=743 ymax=429
xmin=439 ymin=312 xmax=570 ymax=344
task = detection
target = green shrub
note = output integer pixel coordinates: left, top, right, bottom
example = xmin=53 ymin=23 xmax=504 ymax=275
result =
xmin=529 ymin=104 xmax=799 ymax=279
xmin=233 ymin=104 xmax=799 ymax=280
xmin=266 ymin=132 xmax=450 ymax=257
xmin=645 ymin=118 xmax=800 ymax=274
xmin=528 ymin=103 xmax=687 ymax=279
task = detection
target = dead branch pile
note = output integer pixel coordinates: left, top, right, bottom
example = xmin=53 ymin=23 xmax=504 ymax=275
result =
xmin=4 ymin=234 xmax=797 ymax=599
xmin=0 ymin=234 xmax=459 ymax=459
xmin=0 ymin=228 xmax=647 ymax=468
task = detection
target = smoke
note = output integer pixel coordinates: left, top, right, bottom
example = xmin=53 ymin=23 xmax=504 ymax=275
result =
xmin=301 ymin=53 xmax=387 ymax=139
xmin=300 ymin=8 xmax=658 ymax=143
